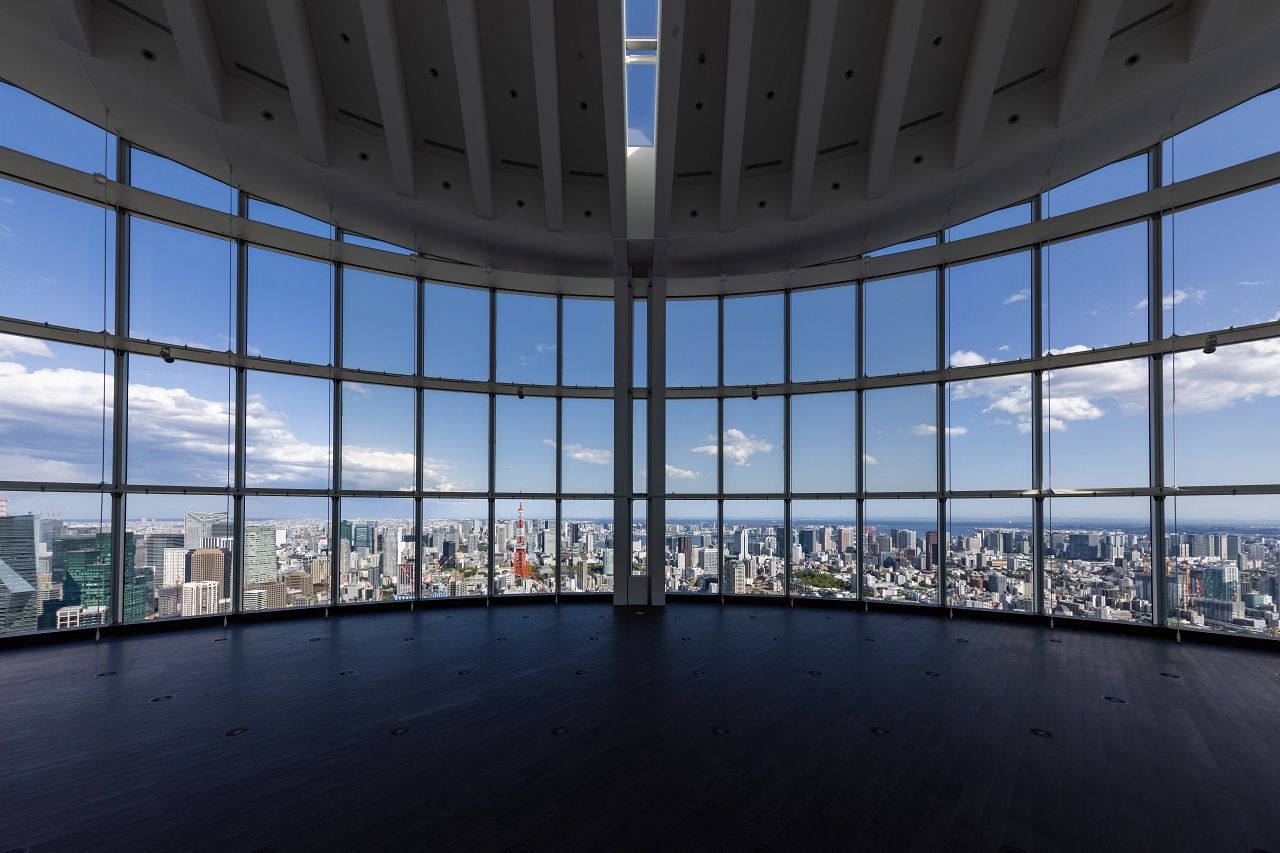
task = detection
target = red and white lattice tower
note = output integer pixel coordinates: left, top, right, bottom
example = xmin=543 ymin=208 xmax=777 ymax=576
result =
xmin=512 ymin=501 xmax=533 ymax=578
xmin=0 ymin=497 xmax=8 ymax=516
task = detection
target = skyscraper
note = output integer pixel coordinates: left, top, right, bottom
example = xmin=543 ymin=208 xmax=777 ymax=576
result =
xmin=185 ymin=511 xmax=230 ymax=550
xmin=243 ymin=525 xmax=277 ymax=585
xmin=0 ymin=514 xmax=38 ymax=634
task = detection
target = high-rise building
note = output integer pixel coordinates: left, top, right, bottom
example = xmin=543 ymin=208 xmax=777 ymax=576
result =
xmin=182 ymin=581 xmax=221 ymax=616
xmin=243 ymin=525 xmax=278 ymax=585
xmin=185 ymin=511 xmax=231 ymax=550
xmin=0 ymin=514 xmax=39 ymax=634
xmin=188 ymin=549 xmax=226 ymax=600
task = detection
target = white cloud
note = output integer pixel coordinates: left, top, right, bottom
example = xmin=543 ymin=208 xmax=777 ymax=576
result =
xmin=665 ymin=464 xmax=700 ymax=480
xmin=910 ymin=424 xmax=968 ymax=436
xmin=949 ymin=349 xmax=987 ymax=368
xmin=543 ymin=438 xmax=612 ymax=465
xmin=1236 ymin=280 xmax=1269 ymax=287
xmin=0 ymin=334 xmax=54 ymax=359
xmin=692 ymin=428 xmax=773 ymax=466
xmin=533 ymin=343 xmax=557 ymax=354
xmin=863 ymin=454 xmax=878 ymax=466
xmin=1003 ymin=288 xmax=1030 ymax=304
xmin=0 ymin=223 xmax=14 ymax=239
xmin=1135 ymin=288 xmax=1207 ymax=311
xmin=997 ymin=345 xmax=1010 ymax=352
xmin=1167 ymin=338 xmax=1280 ymax=413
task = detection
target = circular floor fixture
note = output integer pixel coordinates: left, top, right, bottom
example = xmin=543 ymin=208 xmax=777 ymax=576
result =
xmin=807 ymin=670 xmax=822 ymax=676
xmin=1029 ymin=728 xmax=1053 ymax=738
xmin=338 ymin=670 xmax=355 ymax=677
xmin=1102 ymin=695 xmax=1127 ymax=704
xmin=149 ymin=695 xmax=175 ymax=704
xmin=551 ymin=726 xmax=569 ymax=735
xmin=456 ymin=669 xmax=472 ymax=676
xmin=711 ymin=726 xmax=728 ymax=736
xmin=870 ymin=726 xmax=891 ymax=736
xmin=96 ymin=671 xmax=116 ymax=677
xmin=390 ymin=727 xmax=409 ymax=736
xmin=224 ymin=727 xmax=249 ymax=737
xmin=1161 ymin=672 xmax=1183 ymax=679
xmin=574 ymin=669 xmax=588 ymax=675
xmin=925 ymin=671 xmax=940 ymax=677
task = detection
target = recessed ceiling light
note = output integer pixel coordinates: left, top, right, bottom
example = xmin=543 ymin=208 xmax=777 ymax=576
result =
xmin=913 ymin=155 xmax=923 ymax=164
xmin=932 ymin=36 xmax=942 ymax=47
xmin=844 ymin=69 xmax=854 ymax=79
xmin=766 ymin=90 xmax=775 ymax=100
xmin=695 ymin=101 xmax=703 ymax=111
xmin=429 ymin=67 xmax=439 ymax=78
xmin=579 ymin=101 xmax=588 ymax=111
xmin=831 ymin=182 xmax=841 ymax=190
xmin=509 ymin=89 xmax=518 ymax=99
xmin=1007 ymin=113 xmax=1020 ymax=125
xmin=697 ymin=51 xmax=706 ymax=64
xmin=516 ymin=199 xmax=525 ymax=208
xmin=584 ymin=209 xmax=592 ymax=217
xmin=261 ymin=109 xmax=274 ymax=121
xmin=339 ymin=32 xmax=350 ymax=44
xmin=1125 ymin=53 xmax=1141 ymax=66
xmin=140 ymin=48 xmax=156 ymax=62
xmin=690 ymin=209 xmax=698 ymax=218
xmin=442 ymin=180 xmax=451 ymax=189
xmin=358 ymin=151 xmax=369 ymax=161
xmin=757 ymin=200 xmax=766 ymax=208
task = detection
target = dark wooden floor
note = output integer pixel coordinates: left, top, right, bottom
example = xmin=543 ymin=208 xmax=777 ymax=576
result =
xmin=2 ymin=602 xmax=1279 ymax=853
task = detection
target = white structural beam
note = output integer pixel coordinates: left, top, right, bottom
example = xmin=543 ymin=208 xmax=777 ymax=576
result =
xmin=163 ymin=0 xmax=225 ymax=121
xmin=866 ymin=0 xmax=926 ymax=200
xmin=446 ymin=0 xmax=493 ymax=218
xmin=952 ymin=0 xmax=1018 ymax=169
xmin=788 ymin=0 xmax=838 ymax=220
xmin=1057 ymin=0 xmax=1122 ymax=125
xmin=1186 ymin=0 xmax=1236 ymax=60
xmin=597 ymin=0 xmax=627 ymax=237
xmin=651 ymin=0 xmax=686 ymax=238
xmin=529 ymin=0 xmax=563 ymax=232
xmin=266 ymin=0 xmax=329 ymax=166
xmin=359 ymin=0 xmax=416 ymax=198
xmin=46 ymin=0 xmax=94 ymax=54
xmin=718 ymin=0 xmax=755 ymax=232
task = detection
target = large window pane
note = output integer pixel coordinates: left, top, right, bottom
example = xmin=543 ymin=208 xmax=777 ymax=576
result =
xmin=663 ymin=500 xmax=718 ymax=593
xmin=423 ymin=390 xmax=488 ymax=493
xmin=1044 ymin=496 xmax=1152 ymax=624
xmin=667 ymin=299 xmax=717 ymax=387
xmin=0 ymin=82 xmax=114 ymax=175
xmin=0 ymin=179 xmax=114 ymax=332
xmin=420 ymin=499 xmax=488 ymax=598
xmin=791 ymin=500 xmax=857 ymax=599
xmin=1043 ymin=222 xmax=1148 ymax=353
xmin=494 ymin=395 xmax=556 ymax=492
xmin=666 ymin=399 xmax=717 ymax=493
xmin=129 ymin=217 xmax=234 ymax=350
xmin=722 ymin=396 xmax=783 ymax=494
xmin=634 ymin=298 xmax=647 ymax=387
xmin=127 ymin=355 xmax=233 ymax=487
xmin=130 ymin=148 xmax=235 ymax=214
xmin=864 ymin=271 xmax=937 ymax=376
xmin=946 ymin=375 xmax=1032 ymax=491
xmin=1041 ymin=153 xmax=1148 ymax=218
xmin=341 ymin=383 xmax=414 ymax=491
xmin=1044 ymin=358 xmax=1148 ymax=489
xmin=633 ymin=399 xmax=647 ymax=494
xmin=625 ymin=62 xmax=657 ymax=147
xmin=562 ymin=297 xmax=613 ymax=386
xmin=632 ymin=500 xmax=648 ymax=577
xmin=247 ymin=197 xmax=333 ymax=239
xmin=946 ymin=250 xmax=1032 ymax=366
xmin=946 ymin=499 xmax=1034 ymax=611
xmin=242 ymin=497 xmax=331 ymax=610
xmin=1161 ymin=184 xmax=1280 ymax=337
xmin=561 ymin=500 xmax=613 ymax=594
xmin=245 ymin=371 xmax=331 ymax=489
xmin=862 ymin=499 xmax=939 ymax=604
xmin=945 ymin=202 xmax=1032 ymax=241
xmin=246 ymin=247 xmax=333 ymax=365
xmin=864 ymin=385 xmax=937 ymax=493
xmin=561 ymin=398 xmax=613 ymax=494
xmin=790 ymin=392 xmax=856 ymax=493
xmin=790 ymin=284 xmax=855 ymax=382
xmin=424 ymin=282 xmax=489 ymax=381
xmin=124 ymin=493 xmax=234 ymax=623
xmin=723 ymin=293 xmax=783 ymax=386
xmin=1165 ymin=495 xmax=1280 ymax=640
xmin=342 ymin=268 xmax=414 ymax=373
xmin=0 ymin=337 xmax=111 ymax=483
xmin=723 ymin=500 xmax=784 ymax=596
xmin=1162 ymin=89 xmax=1280 ymax=184
xmin=338 ymin=498 xmax=414 ymax=603
xmin=0 ymin=491 xmax=111 ymax=634
xmin=496 ymin=292 xmax=556 ymax=385
xmin=494 ymin=499 xmax=554 ymax=594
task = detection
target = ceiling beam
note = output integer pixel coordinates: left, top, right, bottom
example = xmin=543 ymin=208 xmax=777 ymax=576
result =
xmin=46 ymin=0 xmax=93 ymax=54
xmin=266 ymin=0 xmax=329 ymax=167
xmin=1056 ymin=0 xmax=1122 ymax=125
xmin=951 ymin=0 xmax=1018 ymax=170
xmin=163 ymin=0 xmax=224 ymax=121
xmin=788 ymin=0 xmax=839 ymax=220
xmin=652 ymin=0 xmax=686 ymax=238
xmin=597 ymin=0 xmax=627 ymax=237
xmin=446 ymin=0 xmax=492 ymax=219
xmin=529 ymin=0 xmax=563 ymax=232
xmin=1186 ymin=0 xmax=1236 ymax=60
xmin=359 ymin=0 xmax=416 ymax=198
xmin=717 ymin=0 xmax=755 ymax=232
xmin=866 ymin=0 xmax=926 ymax=200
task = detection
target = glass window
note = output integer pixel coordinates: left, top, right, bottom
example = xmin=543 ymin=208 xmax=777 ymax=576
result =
xmin=423 ymin=390 xmax=488 ymax=493
xmin=946 ymin=499 xmax=1034 ymax=611
xmin=634 ymin=298 xmax=647 ymax=387
xmin=1043 ymin=221 xmax=1149 ymax=353
xmin=1044 ymin=358 xmax=1148 ymax=489
xmin=722 ymin=396 xmax=783 ymax=494
xmin=790 ymin=392 xmax=856 ymax=493
xmin=864 ymin=271 xmax=937 ymax=376
xmin=0 ymin=179 xmax=115 ymax=332
xmin=625 ymin=63 xmax=657 ymax=147
xmin=561 ymin=398 xmax=613 ymax=494
xmin=1165 ymin=495 xmax=1280 ymax=640
xmin=129 ymin=148 xmax=235 ymax=214
xmin=945 ymin=202 xmax=1033 ymax=241
xmin=561 ymin=500 xmax=613 ymax=594
xmin=337 ymin=498 xmax=414 ymax=603
xmin=342 ymin=268 xmax=415 ymax=373
xmin=1044 ymin=496 xmax=1152 ymax=624
xmin=1164 ymin=341 xmax=1280 ymax=487
xmin=666 ymin=398 xmax=717 ymax=492
xmin=667 ymin=299 xmax=718 ymax=387
xmin=663 ymin=499 xmax=718 ymax=593
xmin=790 ymin=500 xmax=857 ymax=599
xmin=496 ymin=292 xmax=556 ymax=385
xmin=241 ymin=497 xmax=331 ymax=610
xmin=1161 ymin=184 xmax=1280 ymax=336
xmin=625 ymin=0 xmax=658 ymax=36
xmin=723 ymin=500 xmax=784 ymax=596
xmin=0 ymin=82 xmax=114 ymax=176
xmin=633 ymin=399 xmax=647 ymax=494
xmin=632 ymin=500 xmax=648 ymax=577
xmin=247 ymin=197 xmax=333 ymax=239
xmin=865 ymin=234 xmax=937 ymax=257
xmin=864 ymin=385 xmax=937 ymax=493
xmin=340 ymin=382 xmax=414 ymax=491
xmin=342 ymin=231 xmax=414 ymax=255
xmin=127 ymin=355 xmax=233 ymax=487
xmin=129 ymin=217 xmax=235 ymax=350
xmin=0 ymin=337 xmax=111 ymax=483
xmin=862 ymin=499 xmax=939 ymax=604
xmin=244 ymin=371 xmax=331 ymax=490
xmin=424 ymin=282 xmax=489 ymax=381
xmin=562 ymin=297 xmax=613 ymax=386
xmin=494 ymin=395 xmax=556 ymax=492
xmin=790 ymin=284 xmax=855 ymax=382
xmin=945 ymin=375 xmax=1032 ymax=491
xmin=494 ymin=499 xmax=555 ymax=594
xmin=420 ymin=499 xmax=488 ymax=598
xmin=124 ymin=493 xmax=234 ymax=623
xmin=1162 ymin=88 xmax=1280 ymax=184
xmin=246 ymin=247 xmax=333 ymax=364
xmin=723 ymin=293 xmax=783 ymax=386
xmin=1041 ymin=153 xmax=1149 ymax=218
xmin=946 ymin=250 xmax=1032 ymax=365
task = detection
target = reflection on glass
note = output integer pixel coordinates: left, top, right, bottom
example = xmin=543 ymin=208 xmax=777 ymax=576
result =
xmin=864 ymin=271 xmax=937 ymax=376
xmin=561 ymin=398 xmax=613 ymax=493
xmin=862 ymin=499 xmax=939 ymax=604
xmin=946 ymin=375 xmax=1032 ymax=491
xmin=864 ymin=385 xmax=937 ymax=493
xmin=664 ymin=500 xmax=718 ymax=593
xmin=722 ymin=396 xmax=783 ymax=494
xmin=127 ymin=355 xmax=233 ymax=487
xmin=247 ymin=247 xmax=332 ymax=364
xmin=124 ymin=493 xmax=235 ymax=623
xmin=420 ymin=499 xmax=488 ymax=598
xmin=496 ymin=292 xmax=556 ymax=385
xmin=561 ymin=500 xmax=613 ymax=593
xmin=494 ymin=499 xmax=555 ymax=594
xmin=494 ymin=395 xmax=556 ymax=492
xmin=338 ymin=498 xmax=415 ymax=603
xmin=791 ymin=284 xmax=855 ymax=382
xmin=425 ymin=282 xmax=489 ymax=381
xmin=562 ymin=297 xmax=613 ymax=386
xmin=667 ymin=299 xmax=718 ymax=387
xmin=791 ymin=392 xmax=856 ymax=493
xmin=1041 ymin=153 xmax=1148 ymax=218
xmin=241 ymin=497 xmax=330 ymax=611
xmin=129 ymin=217 xmax=235 ymax=350
xmin=666 ymin=398 xmax=717 ymax=493
xmin=423 ymin=390 xmax=488 ymax=493
xmin=245 ymin=371 xmax=331 ymax=489
xmin=341 ymin=383 xmax=414 ymax=491
xmin=1043 ymin=222 xmax=1148 ymax=353
xmin=791 ymin=500 xmax=856 ymax=599
xmin=1044 ymin=359 xmax=1148 ymax=489
xmin=946 ymin=500 xmax=1033 ymax=611
xmin=723 ymin=500 xmax=784 ymax=596
xmin=723 ymin=294 xmax=783 ymax=386
xmin=1044 ymin=496 xmax=1152 ymax=624
xmin=947 ymin=251 xmax=1031 ymax=365
xmin=342 ymin=268 xmax=415 ymax=373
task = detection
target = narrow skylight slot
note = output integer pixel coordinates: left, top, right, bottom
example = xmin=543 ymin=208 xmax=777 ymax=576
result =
xmin=624 ymin=0 xmax=658 ymax=148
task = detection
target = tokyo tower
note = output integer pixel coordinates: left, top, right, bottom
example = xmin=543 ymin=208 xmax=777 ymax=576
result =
xmin=512 ymin=501 xmax=533 ymax=578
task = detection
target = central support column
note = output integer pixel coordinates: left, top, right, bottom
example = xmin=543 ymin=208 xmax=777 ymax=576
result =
xmin=646 ymin=263 xmax=666 ymax=605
